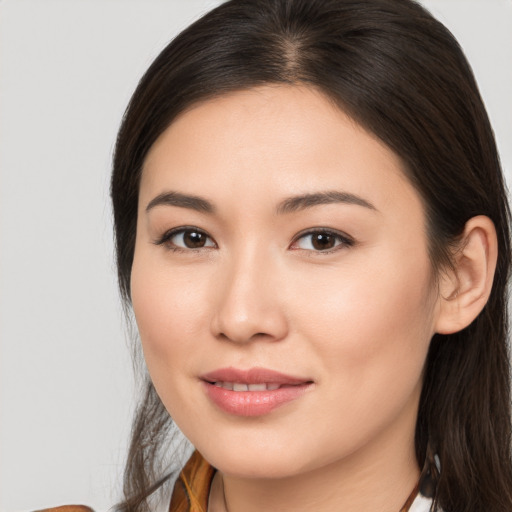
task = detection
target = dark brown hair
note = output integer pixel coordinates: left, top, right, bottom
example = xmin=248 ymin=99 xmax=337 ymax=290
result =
xmin=111 ymin=1 xmax=512 ymax=510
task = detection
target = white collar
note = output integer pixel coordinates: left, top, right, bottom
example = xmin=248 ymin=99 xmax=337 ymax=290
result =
xmin=408 ymin=493 xmax=434 ymax=512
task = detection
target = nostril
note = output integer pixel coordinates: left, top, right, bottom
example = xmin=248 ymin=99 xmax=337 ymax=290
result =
xmin=211 ymin=291 xmax=289 ymax=344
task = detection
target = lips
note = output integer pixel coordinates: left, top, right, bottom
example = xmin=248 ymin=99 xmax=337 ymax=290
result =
xmin=200 ymin=367 xmax=313 ymax=416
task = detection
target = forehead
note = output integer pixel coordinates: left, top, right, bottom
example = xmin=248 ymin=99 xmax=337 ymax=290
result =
xmin=140 ymin=85 xmax=421 ymax=220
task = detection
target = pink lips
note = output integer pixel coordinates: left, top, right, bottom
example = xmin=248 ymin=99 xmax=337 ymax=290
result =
xmin=200 ymin=367 xmax=313 ymax=417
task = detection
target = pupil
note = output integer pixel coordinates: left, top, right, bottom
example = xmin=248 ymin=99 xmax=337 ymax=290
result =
xmin=312 ymin=233 xmax=334 ymax=250
xmin=184 ymin=231 xmax=205 ymax=248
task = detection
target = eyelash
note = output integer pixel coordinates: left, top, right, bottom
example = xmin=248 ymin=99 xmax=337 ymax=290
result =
xmin=154 ymin=226 xmax=216 ymax=253
xmin=290 ymin=228 xmax=355 ymax=254
xmin=154 ymin=226 xmax=355 ymax=254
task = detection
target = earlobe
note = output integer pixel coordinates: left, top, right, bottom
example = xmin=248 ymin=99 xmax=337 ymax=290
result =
xmin=435 ymin=216 xmax=498 ymax=335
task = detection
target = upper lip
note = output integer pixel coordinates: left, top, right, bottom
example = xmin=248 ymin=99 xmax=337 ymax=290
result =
xmin=200 ymin=367 xmax=312 ymax=385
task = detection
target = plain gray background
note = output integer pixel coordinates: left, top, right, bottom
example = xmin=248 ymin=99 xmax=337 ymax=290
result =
xmin=1 ymin=1 xmax=511 ymax=510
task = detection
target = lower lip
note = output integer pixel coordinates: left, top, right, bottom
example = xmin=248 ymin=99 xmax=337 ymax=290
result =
xmin=203 ymin=382 xmax=312 ymax=417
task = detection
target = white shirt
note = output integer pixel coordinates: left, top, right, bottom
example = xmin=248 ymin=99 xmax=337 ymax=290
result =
xmin=409 ymin=493 xmax=435 ymax=512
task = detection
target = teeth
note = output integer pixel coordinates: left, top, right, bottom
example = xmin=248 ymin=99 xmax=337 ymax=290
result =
xmin=213 ymin=382 xmax=282 ymax=391
xmin=248 ymin=383 xmax=266 ymax=391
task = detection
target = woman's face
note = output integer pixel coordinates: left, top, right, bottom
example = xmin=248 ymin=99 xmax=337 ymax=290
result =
xmin=131 ymin=85 xmax=441 ymax=479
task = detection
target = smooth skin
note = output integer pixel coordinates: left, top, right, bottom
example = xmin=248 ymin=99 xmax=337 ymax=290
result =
xmin=131 ymin=85 xmax=497 ymax=512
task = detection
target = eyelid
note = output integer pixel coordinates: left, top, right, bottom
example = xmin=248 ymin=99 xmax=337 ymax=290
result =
xmin=289 ymin=228 xmax=355 ymax=252
xmin=153 ymin=226 xmax=353 ymax=253
xmin=153 ymin=225 xmax=217 ymax=250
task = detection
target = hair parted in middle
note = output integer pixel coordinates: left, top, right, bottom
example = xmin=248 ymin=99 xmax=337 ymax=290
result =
xmin=111 ymin=1 xmax=512 ymax=511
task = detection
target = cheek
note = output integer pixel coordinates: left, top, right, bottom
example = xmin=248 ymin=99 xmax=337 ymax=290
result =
xmin=130 ymin=254 xmax=211 ymax=371
xmin=130 ymin=258 xmax=216 ymax=428
xmin=294 ymin=249 xmax=436 ymax=414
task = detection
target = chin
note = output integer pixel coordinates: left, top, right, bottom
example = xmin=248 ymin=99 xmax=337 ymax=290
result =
xmin=195 ymin=437 xmax=328 ymax=480
xmin=215 ymin=455 xmax=306 ymax=480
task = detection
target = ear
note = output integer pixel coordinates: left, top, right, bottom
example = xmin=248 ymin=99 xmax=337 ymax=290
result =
xmin=435 ymin=216 xmax=498 ymax=335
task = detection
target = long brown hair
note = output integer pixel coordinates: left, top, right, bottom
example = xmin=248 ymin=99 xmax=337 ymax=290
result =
xmin=111 ymin=1 xmax=512 ymax=510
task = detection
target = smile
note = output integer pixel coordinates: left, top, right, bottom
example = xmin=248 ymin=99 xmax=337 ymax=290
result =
xmin=201 ymin=367 xmax=314 ymax=416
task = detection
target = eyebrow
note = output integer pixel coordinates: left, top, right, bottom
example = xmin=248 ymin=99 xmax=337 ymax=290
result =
xmin=145 ymin=189 xmax=376 ymax=215
xmin=276 ymin=191 xmax=377 ymax=214
xmin=146 ymin=191 xmax=215 ymax=214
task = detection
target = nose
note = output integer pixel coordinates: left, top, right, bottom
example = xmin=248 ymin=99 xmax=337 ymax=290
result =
xmin=210 ymin=250 xmax=289 ymax=344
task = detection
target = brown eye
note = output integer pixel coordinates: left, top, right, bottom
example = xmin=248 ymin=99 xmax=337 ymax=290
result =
xmin=183 ymin=230 xmax=208 ymax=248
xmin=311 ymin=233 xmax=336 ymax=250
xmin=163 ymin=228 xmax=216 ymax=250
xmin=292 ymin=230 xmax=353 ymax=252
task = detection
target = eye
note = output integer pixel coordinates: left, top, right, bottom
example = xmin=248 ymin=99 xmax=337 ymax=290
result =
xmin=290 ymin=229 xmax=353 ymax=252
xmin=156 ymin=227 xmax=216 ymax=250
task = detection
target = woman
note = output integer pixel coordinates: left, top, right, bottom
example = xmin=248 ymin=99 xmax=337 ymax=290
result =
xmin=112 ymin=0 xmax=512 ymax=511
xmin=42 ymin=0 xmax=512 ymax=511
